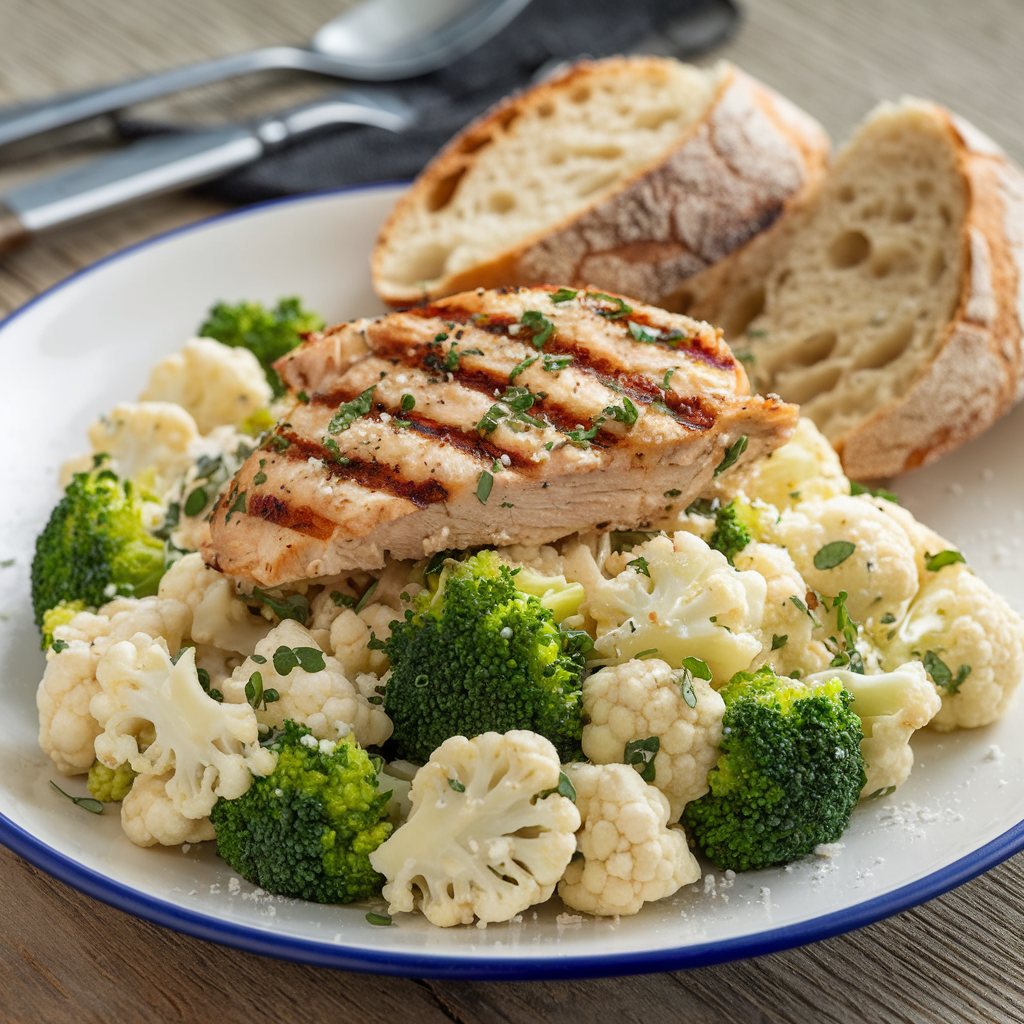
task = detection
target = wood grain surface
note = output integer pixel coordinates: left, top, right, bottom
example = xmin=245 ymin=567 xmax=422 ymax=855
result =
xmin=3 ymin=1 xmax=1024 ymax=1021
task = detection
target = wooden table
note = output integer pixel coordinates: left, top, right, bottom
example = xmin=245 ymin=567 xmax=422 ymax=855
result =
xmin=3 ymin=1 xmax=1024 ymax=1020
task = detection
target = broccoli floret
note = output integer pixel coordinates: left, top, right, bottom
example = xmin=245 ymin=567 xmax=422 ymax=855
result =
xmin=210 ymin=721 xmax=392 ymax=904
xmin=681 ymin=665 xmax=866 ymax=871
xmin=708 ymin=499 xmax=753 ymax=565
xmin=31 ymin=464 xmax=166 ymax=644
xmin=384 ymin=550 xmax=586 ymax=763
xmin=87 ymin=759 xmax=137 ymax=802
xmin=198 ymin=297 xmax=325 ymax=397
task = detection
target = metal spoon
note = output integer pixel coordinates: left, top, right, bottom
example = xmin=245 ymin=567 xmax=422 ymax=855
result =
xmin=0 ymin=0 xmax=532 ymax=151
xmin=0 ymin=90 xmax=414 ymax=255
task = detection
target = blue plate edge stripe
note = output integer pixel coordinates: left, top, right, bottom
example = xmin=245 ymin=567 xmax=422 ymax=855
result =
xmin=3 ymin=184 xmax=1023 ymax=978
xmin=2 ymin=803 xmax=1022 ymax=979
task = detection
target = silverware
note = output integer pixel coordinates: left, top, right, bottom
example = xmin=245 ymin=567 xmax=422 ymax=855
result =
xmin=0 ymin=91 xmax=414 ymax=254
xmin=0 ymin=0 xmax=531 ymax=151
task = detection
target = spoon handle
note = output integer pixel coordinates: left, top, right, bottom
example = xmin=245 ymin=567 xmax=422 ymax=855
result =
xmin=0 ymin=46 xmax=356 ymax=152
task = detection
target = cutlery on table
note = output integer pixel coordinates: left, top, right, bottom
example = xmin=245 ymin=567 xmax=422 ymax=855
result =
xmin=0 ymin=0 xmax=532 ymax=151
xmin=0 ymin=91 xmax=414 ymax=254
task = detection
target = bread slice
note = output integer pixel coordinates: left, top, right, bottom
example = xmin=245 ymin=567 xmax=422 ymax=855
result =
xmin=372 ymin=57 xmax=829 ymax=308
xmin=677 ymin=100 xmax=1024 ymax=479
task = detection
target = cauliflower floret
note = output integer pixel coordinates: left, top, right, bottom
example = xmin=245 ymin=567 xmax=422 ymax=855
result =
xmin=581 ymin=659 xmax=724 ymax=819
xmin=139 ymin=336 xmax=272 ymax=435
xmin=774 ymin=495 xmax=918 ymax=631
xmin=710 ymin=417 xmax=849 ymax=511
xmin=575 ymin=532 xmax=765 ymax=683
xmin=495 ymin=543 xmax=566 ymax=578
xmin=734 ymin=542 xmax=833 ymax=677
xmin=158 ymin=552 xmax=271 ymax=655
xmin=558 ymin=763 xmax=701 ymax=916
xmin=91 ymin=637 xmax=276 ymax=818
xmin=328 ymin=605 xmax=395 ymax=678
xmin=806 ymin=662 xmax=941 ymax=797
xmin=369 ymin=731 xmax=580 ymax=927
xmin=38 ymin=596 xmax=190 ymax=775
xmin=82 ymin=402 xmax=198 ymax=498
xmin=866 ymin=497 xmax=959 ymax=586
xmin=882 ymin=563 xmax=1024 ymax=730
xmin=121 ymin=772 xmax=216 ymax=848
xmin=223 ymin=619 xmax=392 ymax=746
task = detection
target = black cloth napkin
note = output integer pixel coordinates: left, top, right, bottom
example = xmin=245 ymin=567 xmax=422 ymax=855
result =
xmin=119 ymin=0 xmax=739 ymax=204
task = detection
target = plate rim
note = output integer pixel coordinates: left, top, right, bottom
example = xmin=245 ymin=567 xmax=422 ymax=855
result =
xmin=3 ymin=182 xmax=1022 ymax=980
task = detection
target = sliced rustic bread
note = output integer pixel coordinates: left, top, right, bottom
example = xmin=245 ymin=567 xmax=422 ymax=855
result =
xmin=678 ymin=99 xmax=1024 ymax=479
xmin=372 ymin=57 xmax=829 ymax=308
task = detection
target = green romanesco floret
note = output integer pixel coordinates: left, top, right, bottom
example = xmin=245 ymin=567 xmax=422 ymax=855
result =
xmin=209 ymin=720 xmax=392 ymax=904
xmin=681 ymin=665 xmax=866 ymax=871
xmin=87 ymin=759 xmax=138 ymax=802
xmin=383 ymin=550 xmax=587 ymax=763
xmin=31 ymin=464 xmax=166 ymax=646
xmin=708 ymin=499 xmax=753 ymax=565
xmin=198 ymin=297 xmax=325 ymax=397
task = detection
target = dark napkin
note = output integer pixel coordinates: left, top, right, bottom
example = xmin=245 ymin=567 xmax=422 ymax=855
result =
xmin=119 ymin=0 xmax=739 ymax=204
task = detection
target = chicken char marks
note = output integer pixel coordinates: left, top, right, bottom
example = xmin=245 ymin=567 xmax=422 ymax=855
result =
xmin=203 ymin=287 xmax=798 ymax=587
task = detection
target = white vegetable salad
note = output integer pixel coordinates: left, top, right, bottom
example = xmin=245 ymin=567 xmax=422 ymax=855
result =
xmin=32 ymin=297 xmax=1024 ymax=928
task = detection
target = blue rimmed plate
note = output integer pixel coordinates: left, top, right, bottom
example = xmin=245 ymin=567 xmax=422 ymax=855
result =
xmin=2 ymin=183 xmax=1023 ymax=979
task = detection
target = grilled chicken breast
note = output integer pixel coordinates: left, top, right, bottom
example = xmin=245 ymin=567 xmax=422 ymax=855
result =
xmin=203 ymin=287 xmax=798 ymax=587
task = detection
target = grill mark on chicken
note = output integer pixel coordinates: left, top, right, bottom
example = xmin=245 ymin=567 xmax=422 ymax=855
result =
xmin=309 ymin=372 xmax=615 ymax=450
xmin=247 ymin=492 xmax=337 ymax=539
xmin=411 ymin=294 xmax=736 ymax=372
xmin=401 ymin=306 xmax=719 ymax=431
xmin=267 ymin=431 xmax=450 ymax=507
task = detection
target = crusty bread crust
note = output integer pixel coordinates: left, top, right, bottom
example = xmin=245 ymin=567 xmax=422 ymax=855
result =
xmin=832 ymin=106 xmax=1024 ymax=478
xmin=371 ymin=58 xmax=829 ymax=308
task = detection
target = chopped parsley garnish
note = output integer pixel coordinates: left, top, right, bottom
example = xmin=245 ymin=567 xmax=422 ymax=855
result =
xmin=813 ymin=540 xmax=856 ymax=570
xmin=923 ymin=651 xmax=971 ymax=694
xmin=476 ymin=470 xmax=493 ymax=504
xmin=253 ymin=457 xmax=268 ymax=486
xmin=224 ymin=490 xmax=247 ymax=522
xmin=714 ymin=435 xmax=748 ymax=477
xmin=566 ymin=420 xmax=603 ymax=448
xmin=603 ymin=397 xmax=639 ymax=426
xmin=538 ymin=771 xmax=577 ymax=803
xmin=550 ymin=288 xmax=578 ymax=303
xmin=366 ymin=912 xmax=393 ymax=926
xmin=296 ymin=390 xmax=310 ymax=404
xmin=542 ymin=352 xmax=573 ymax=372
xmin=676 ymin=657 xmax=711 ymax=709
xmin=197 ymin=665 xmax=224 ymax=703
xmin=627 ymin=321 xmax=661 ymax=343
xmin=184 ymin=486 xmax=208 ymax=517
xmin=244 ymin=671 xmax=280 ymax=711
xmin=664 ymin=489 xmax=682 ymax=498
xmin=587 ymin=292 xmax=633 ymax=319
xmin=771 ymin=634 xmax=788 ymax=650
xmin=326 ymin=386 xmax=376 ymax=434
xmin=509 ymin=354 xmax=539 ymax=381
xmin=400 ymin=393 xmax=415 ymax=412
xmin=330 ymin=591 xmax=356 ymax=608
xmin=250 ymin=587 xmax=309 ymax=625
xmin=925 ymin=550 xmax=966 ymax=572
xmin=266 ymin=434 xmax=290 ymax=451
xmin=477 ymin=405 xmax=507 ymax=434
xmin=662 ymin=368 xmax=675 ymax=389
xmin=736 ymin=350 xmax=756 ymax=368
xmin=623 ymin=736 xmax=660 ymax=783
xmin=825 ymin=591 xmax=864 ymax=674
xmin=50 ymin=781 xmax=103 ymax=815
xmin=520 ymin=310 xmax=554 ymax=348
xmin=272 ymin=645 xmax=327 ymax=675
xmin=789 ymin=594 xmax=820 ymax=627
xmin=51 ymin=639 xmax=70 ymax=654
xmin=634 ymin=648 xmax=659 ymax=659
xmin=850 ymin=480 xmax=900 ymax=504
xmin=500 ymin=501 xmax=515 ymax=508
xmin=447 ymin=778 xmax=466 ymax=793
xmin=322 ymin=438 xmax=349 ymax=464
xmin=627 ymin=555 xmax=651 ymax=577
xmin=354 ymin=579 xmax=378 ymax=614
xmin=685 ymin=497 xmax=719 ymax=518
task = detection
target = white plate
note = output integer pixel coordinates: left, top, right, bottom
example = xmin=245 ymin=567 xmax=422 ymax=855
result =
xmin=2 ymin=183 xmax=1023 ymax=979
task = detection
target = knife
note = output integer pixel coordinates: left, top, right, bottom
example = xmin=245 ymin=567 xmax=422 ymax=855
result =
xmin=0 ymin=89 xmax=414 ymax=255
